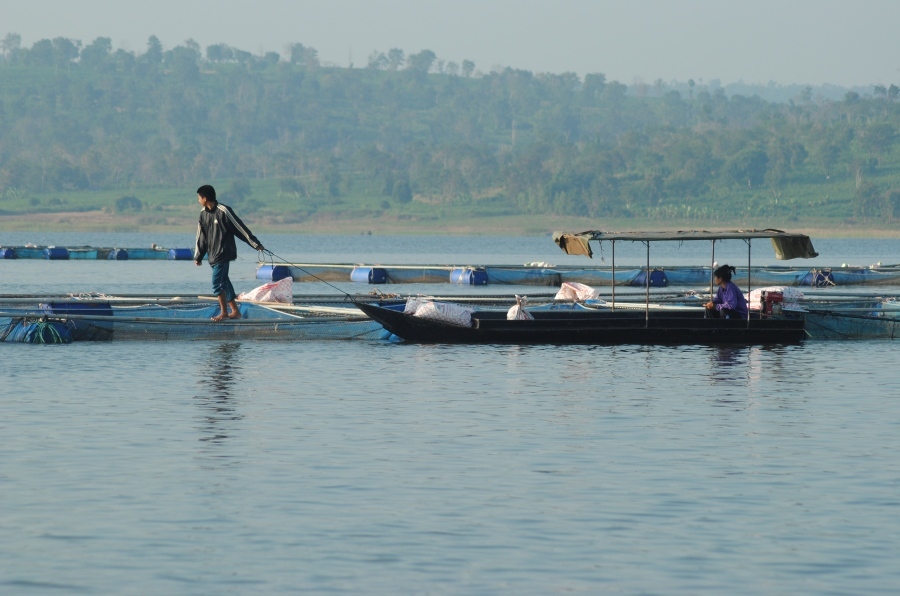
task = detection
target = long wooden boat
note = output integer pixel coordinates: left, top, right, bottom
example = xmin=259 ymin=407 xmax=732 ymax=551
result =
xmin=0 ymin=312 xmax=386 ymax=342
xmin=353 ymin=228 xmax=818 ymax=345
xmin=0 ymin=299 xmax=385 ymax=342
xmin=353 ymin=301 xmax=806 ymax=345
xmin=805 ymin=310 xmax=900 ymax=340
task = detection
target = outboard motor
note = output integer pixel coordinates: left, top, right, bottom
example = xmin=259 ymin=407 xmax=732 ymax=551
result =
xmin=760 ymin=290 xmax=784 ymax=316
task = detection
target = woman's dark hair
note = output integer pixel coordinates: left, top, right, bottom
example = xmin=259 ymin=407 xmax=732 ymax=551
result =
xmin=197 ymin=184 xmax=216 ymax=201
xmin=714 ymin=264 xmax=737 ymax=282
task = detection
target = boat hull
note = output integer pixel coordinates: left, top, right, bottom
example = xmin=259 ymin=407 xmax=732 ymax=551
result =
xmin=354 ymin=302 xmax=807 ymax=345
xmin=0 ymin=300 xmax=387 ymax=342
xmin=805 ymin=311 xmax=900 ymax=340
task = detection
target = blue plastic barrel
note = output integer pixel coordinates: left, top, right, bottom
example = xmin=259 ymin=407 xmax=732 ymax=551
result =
xmin=167 ymin=248 xmax=194 ymax=260
xmin=43 ymin=247 xmax=70 ymax=260
xmin=631 ymin=269 xmax=668 ymax=287
xmin=256 ymin=264 xmax=292 ymax=281
xmin=0 ymin=248 xmax=16 ymax=259
xmin=108 ymin=248 xmax=129 ymax=260
xmin=816 ymin=270 xmax=835 ymax=286
xmin=800 ymin=269 xmax=834 ymax=287
xmin=450 ymin=268 xmax=489 ymax=285
xmin=350 ymin=266 xmax=388 ymax=284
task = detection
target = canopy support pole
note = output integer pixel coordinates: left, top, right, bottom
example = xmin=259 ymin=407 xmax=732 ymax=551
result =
xmin=611 ymin=241 xmax=616 ymax=312
xmin=709 ymin=240 xmax=716 ymax=318
xmin=645 ymin=241 xmax=650 ymax=325
xmin=746 ymin=238 xmax=752 ymax=326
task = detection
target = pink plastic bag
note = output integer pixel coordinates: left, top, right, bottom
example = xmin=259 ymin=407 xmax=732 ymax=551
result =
xmin=237 ymin=277 xmax=293 ymax=303
xmin=554 ymin=282 xmax=599 ymax=301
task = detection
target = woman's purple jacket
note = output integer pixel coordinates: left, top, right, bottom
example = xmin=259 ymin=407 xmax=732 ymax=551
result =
xmin=712 ymin=281 xmax=749 ymax=317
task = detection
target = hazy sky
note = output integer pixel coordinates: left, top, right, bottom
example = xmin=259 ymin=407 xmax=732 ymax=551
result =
xmin=3 ymin=0 xmax=898 ymax=88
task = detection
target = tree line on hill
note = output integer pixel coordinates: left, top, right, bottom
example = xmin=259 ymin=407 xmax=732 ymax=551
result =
xmin=1 ymin=32 xmax=899 ymax=222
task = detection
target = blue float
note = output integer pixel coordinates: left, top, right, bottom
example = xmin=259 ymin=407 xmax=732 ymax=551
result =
xmin=450 ymin=267 xmax=489 ymax=285
xmin=631 ymin=269 xmax=668 ymax=287
xmin=350 ymin=266 xmax=388 ymax=284
xmin=800 ymin=269 xmax=835 ymax=287
xmin=256 ymin=264 xmax=292 ymax=281
xmin=43 ymin=247 xmax=70 ymax=260
xmin=108 ymin=248 xmax=129 ymax=260
xmin=0 ymin=248 xmax=16 ymax=259
xmin=167 ymin=248 xmax=194 ymax=260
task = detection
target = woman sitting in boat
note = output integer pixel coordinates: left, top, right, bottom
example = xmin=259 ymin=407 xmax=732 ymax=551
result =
xmin=704 ymin=264 xmax=748 ymax=319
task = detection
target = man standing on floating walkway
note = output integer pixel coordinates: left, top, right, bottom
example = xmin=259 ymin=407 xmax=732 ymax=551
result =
xmin=194 ymin=184 xmax=265 ymax=322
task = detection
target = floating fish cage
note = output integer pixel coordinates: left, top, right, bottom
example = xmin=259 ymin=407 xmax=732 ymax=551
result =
xmin=1 ymin=245 xmax=192 ymax=260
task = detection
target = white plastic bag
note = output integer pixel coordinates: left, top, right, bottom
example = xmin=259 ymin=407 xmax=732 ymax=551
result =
xmin=554 ymin=282 xmax=599 ymax=302
xmin=237 ymin=276 xmax=293 ymax=303
xmin=413 ymin=301 xmax=473 ymax=327
xmin=404 ymin=296 xmax=430 ymax=314
xmin=507 ymin=295 xmax=534 ymax=320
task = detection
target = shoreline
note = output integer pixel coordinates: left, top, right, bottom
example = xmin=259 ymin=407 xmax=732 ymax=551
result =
xmin=0 ymin=210 xmax=897 ymax=239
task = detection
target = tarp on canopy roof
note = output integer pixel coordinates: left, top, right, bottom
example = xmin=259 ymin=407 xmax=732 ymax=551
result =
xmin=552 ymin=229 xmax=818 ymax=260
xmin=552 ymin=232 xmax=593 ymax=258
xmin=769 ymin=235 xmax=819 ymax=260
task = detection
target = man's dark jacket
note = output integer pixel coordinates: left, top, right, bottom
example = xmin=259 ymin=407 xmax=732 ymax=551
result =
xmin=194 ymin=202 xmax=263 ymax=265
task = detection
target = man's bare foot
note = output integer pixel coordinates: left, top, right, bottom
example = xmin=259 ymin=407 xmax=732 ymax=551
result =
xmin=227 ymin=311 xmax=242 ymax=320
xmin=211 ymin=313 xmax=226 ymax=322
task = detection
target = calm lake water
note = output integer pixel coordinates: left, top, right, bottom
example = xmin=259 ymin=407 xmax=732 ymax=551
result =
xmin=2 ymin=233 xmax=900 ymax=594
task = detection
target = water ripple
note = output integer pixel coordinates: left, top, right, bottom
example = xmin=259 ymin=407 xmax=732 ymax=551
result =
xmin=2 ymin=338 xmax=900 ymax=592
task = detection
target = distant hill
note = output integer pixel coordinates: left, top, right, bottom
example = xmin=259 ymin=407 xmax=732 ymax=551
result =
xmin=640 ymin=80 xmax=876 ymax=104
xmin=0 ymin=34 xmax=899 ymax=231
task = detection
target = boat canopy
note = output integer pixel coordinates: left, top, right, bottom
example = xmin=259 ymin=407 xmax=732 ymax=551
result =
xmin=552 ymin=229 xmax=818 ymax=260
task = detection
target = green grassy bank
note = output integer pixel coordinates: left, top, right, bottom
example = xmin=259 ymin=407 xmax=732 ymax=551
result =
xmin=0 ymin=182 xmax=897 ymax=238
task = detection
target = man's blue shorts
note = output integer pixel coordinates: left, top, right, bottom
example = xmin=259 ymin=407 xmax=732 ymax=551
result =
xmin=211 ymin=261 xmax=236 ymax=301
